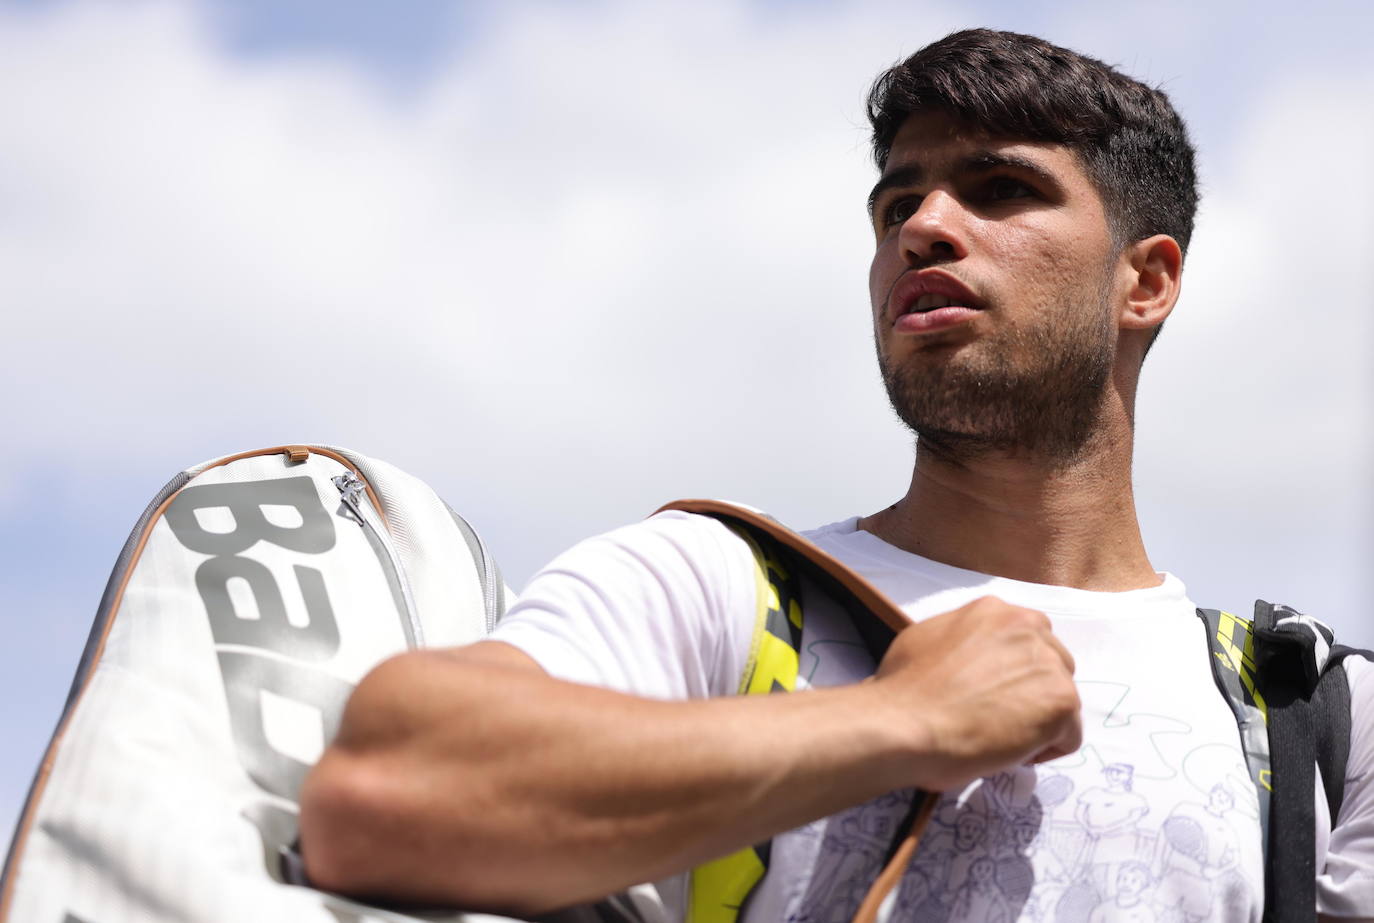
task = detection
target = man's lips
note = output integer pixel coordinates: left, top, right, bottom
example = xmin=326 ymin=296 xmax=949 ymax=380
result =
xmin=887 ymin=270 xmax=984 ymax=333
xmin=894 ymin=305 xmax=981 ymax=333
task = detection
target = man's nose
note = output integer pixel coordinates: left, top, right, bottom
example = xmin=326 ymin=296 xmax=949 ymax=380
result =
xmin=898 ymin=190 xmax=969 ymax=265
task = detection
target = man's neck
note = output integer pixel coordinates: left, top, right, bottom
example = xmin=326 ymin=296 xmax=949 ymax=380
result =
xmin=857 ymin=424 xmax=1159 ymax=592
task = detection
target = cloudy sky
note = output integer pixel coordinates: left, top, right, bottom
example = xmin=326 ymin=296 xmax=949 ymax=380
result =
xmin=2 ymin=0 xmax=1371 ymax=847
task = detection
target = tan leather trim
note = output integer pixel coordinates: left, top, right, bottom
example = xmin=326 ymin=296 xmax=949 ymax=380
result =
xmin=0 ymin=444 xmax=386 ymax=919
xmin=659 ymin=499 xmax=931 ymax=923
xmin=851 ymin=793 xmax=938 ymax=923
xmin=654 ymin=498 xmax=912 ymax=635
xmin=196 ymin=445 xmax=389 ymax=529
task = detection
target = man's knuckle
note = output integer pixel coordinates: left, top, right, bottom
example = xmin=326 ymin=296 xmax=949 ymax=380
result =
xmin=1042 ymin=677 xmax=1079 ymax=713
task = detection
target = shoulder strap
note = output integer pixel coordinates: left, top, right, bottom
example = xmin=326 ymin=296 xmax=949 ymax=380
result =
xmin=1198 ymin=601 xmax=1370 ymax=923
xmin=1250 ymin=601 xmax=1319 ymax=923
xmin=657 ymin=499 xmax=911 ymax=643
xmin=656 ymin=500 xmax=915 ymax=923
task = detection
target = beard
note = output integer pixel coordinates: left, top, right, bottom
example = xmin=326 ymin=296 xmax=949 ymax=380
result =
xmin=877 ymin=298 xmax=1115 ymax=466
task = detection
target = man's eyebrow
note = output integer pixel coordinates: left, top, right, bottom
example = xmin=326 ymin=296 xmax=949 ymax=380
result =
xmin=867 ymin=165 xmax=923 ymax=217
xmin=958 ymin=150 xmax=1058 ymax=186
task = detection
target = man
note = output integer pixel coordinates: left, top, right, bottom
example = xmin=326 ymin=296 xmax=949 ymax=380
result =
xmin=298 ymin=29 xmax=1373 ymax=921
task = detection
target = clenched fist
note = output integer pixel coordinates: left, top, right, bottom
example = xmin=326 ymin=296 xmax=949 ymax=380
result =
xmin=869 ymin=595 xmax=1082 ymax=791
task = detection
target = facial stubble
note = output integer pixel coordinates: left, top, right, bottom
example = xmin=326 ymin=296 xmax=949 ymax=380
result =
xmin=877 ymin=289 xmax=1116 ymax=466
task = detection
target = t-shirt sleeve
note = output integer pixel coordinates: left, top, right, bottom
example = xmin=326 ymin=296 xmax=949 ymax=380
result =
xmin=1319 ymin=653 xmax=1374 ymax=917
xmin=487 ymin=510 xmax=759 ymax=701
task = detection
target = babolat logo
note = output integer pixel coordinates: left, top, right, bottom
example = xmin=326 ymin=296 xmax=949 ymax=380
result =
xmin=163 ymin=474 xmax=358 ymax=880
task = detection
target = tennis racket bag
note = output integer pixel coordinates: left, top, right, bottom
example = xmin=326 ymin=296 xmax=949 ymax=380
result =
xmin=0 ymin=445 xmax=520 ymax=923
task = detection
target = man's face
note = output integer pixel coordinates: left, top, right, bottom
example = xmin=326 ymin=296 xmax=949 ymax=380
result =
xmin=1207 ymin=784 xmax=1233 ymax=814
xmin=954 ymin=812 xmax=986 ymax=849
xmin=1117 ymin=864 xmax=1148 ymax=897
xmin=868 ymin=110 xmax=1123 ymax=461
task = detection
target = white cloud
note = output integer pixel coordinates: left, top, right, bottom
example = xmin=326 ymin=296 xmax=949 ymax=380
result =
xmin=0 ymin=0 xmax=936 ymax=552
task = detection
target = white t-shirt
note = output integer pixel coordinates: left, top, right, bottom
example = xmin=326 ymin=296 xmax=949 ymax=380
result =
xmin=490 ymin=511 xmax=1374 ymax=922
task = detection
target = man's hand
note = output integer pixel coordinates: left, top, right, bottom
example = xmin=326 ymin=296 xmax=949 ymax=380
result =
xmin=870 ymin=595 xmax=1082 ymax=791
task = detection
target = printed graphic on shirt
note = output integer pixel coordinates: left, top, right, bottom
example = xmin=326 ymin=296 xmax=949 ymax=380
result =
xmin=778 ymin=679 xmax=1262 ymax=923
xmin=801 ymin=638 xmax=870 ymax=686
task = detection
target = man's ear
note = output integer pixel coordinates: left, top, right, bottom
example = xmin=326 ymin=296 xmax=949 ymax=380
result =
xmin=1119 ymin=234 xmax=1183 ymax=332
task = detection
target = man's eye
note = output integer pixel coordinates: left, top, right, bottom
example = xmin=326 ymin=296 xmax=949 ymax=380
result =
xmin=883 ymin=197 xmax=919 ymax=226
xmin=988 ymin=177 xmax=1034 ymax=201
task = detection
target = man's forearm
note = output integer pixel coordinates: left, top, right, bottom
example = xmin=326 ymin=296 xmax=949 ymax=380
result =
xmin=298 ymin=641 xmax=915 ymax=916
xmin=300 ymin=597 xmax=1082 ymax=916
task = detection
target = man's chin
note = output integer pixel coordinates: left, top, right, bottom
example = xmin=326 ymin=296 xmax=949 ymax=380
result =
xmin=881 ymin=336 xmax=977 ymax=369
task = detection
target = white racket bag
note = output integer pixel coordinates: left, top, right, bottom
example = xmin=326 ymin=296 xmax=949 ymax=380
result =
xmin=0 ymin=445 xmax=524 ymax=923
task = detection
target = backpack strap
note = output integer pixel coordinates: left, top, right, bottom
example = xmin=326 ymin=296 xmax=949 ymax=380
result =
xmin=657 ymin=500 xmax=918 ymax=923
xmin=1251 ymin=601 xmax=1320 ymax=923
xmin=1198 ymin=601 xmax=1370 ymax=923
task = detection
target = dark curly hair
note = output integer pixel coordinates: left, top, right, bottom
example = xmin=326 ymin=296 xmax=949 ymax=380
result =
xmin=868 ymin=29 xmax=1198 ymax=256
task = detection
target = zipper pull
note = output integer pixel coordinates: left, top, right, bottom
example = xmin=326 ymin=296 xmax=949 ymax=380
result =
xmin=333 ymin=471 xmax=368 ymax=526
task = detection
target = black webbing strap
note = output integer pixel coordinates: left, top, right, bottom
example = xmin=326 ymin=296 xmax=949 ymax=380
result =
xmin=1252 ymin=601 xmax=1318 ymax=923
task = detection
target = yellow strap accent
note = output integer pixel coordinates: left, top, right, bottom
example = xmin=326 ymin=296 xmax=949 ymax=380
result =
xmin=748 ymin=632 xmax=799 ymax=695
xmin=689 ymin=847 xmax=768 ymax=923
xmin=1215 ymin=610 xmax=1268 ymax=719
xmin=688 ymin=525 xmax=802 ymax=923
xmin=730 ymin=527 xmax=771 ymax=696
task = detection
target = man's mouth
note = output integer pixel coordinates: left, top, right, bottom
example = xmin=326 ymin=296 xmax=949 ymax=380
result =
xmin=888 ymin=271 xmax=984 ymax=333
xmin=905 ymin=294 xmax=967 ymax=314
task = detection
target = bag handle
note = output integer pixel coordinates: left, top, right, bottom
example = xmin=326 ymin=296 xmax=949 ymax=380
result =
xmin=656 ymin=500 xmax=938 ymax=922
